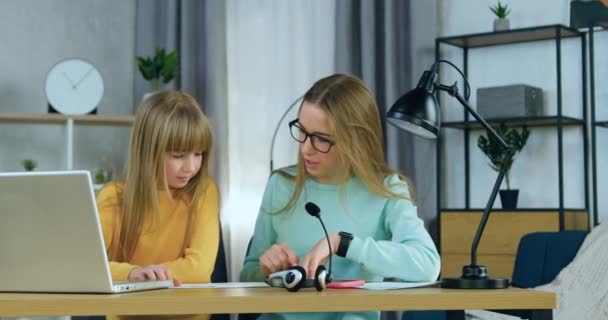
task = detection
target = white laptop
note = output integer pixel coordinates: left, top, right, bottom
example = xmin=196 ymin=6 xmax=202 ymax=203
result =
xmin=0 ymin=170 xmax=173 ymax=293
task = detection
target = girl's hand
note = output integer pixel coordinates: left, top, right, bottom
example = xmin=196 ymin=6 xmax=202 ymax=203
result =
xmin=172 ymin=278 xmax=182 ymax=287
xmin=260 ymin=243 xmax=298 ymax=276
xmin=129 ymin=264 xmax=175 ymax=282
xmin=299 ymin=234 xmax=340 ymax=278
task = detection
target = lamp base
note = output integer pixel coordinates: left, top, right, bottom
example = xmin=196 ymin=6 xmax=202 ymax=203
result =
xmin=441 ymin=264 xmax=510 ymax=289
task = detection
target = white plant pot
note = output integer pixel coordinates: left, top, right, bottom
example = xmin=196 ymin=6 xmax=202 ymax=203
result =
xmin=494 ymin=18 xmax=510 ymax=31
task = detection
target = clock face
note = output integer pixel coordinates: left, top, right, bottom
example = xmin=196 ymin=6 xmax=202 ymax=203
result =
xmin=45 ymin=58 xmax=104 ymax=115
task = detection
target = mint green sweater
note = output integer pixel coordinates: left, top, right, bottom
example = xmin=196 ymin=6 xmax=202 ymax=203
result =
xmin=240 ymin=168 xmax=440 ymax=320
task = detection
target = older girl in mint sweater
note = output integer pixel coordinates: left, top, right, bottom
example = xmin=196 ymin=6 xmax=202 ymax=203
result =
xmin=241 ymin=74 xmax=440 ymax=320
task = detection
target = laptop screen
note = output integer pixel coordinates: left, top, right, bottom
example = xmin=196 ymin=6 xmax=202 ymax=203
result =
xmin=0 ymin=171 xmax=115 ymax=293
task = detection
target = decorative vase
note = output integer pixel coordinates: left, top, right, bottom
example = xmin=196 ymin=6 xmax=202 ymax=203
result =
xmin=499 ymin=189 xmax=519 ymax=209
xmin=493 ymin=18 xmax=510 ymax=31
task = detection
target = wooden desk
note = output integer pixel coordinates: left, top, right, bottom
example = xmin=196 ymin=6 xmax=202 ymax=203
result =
xmin=0 ymin=287 xmax=555 ymax=320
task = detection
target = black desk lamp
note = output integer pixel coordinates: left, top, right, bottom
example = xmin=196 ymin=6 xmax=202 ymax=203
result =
xmin=387 ymin=60 xmax=511 ymax=289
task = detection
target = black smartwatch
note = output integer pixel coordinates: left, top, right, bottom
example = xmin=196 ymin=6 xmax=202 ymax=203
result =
xmin=336 ymin=231 xmax=354 ymax=258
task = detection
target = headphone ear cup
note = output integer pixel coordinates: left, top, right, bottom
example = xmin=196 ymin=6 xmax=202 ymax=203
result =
xmin=314 ymin=265 xmax=328 ymax=291
xmin=287 ymin=266 xmax=306 ymax=292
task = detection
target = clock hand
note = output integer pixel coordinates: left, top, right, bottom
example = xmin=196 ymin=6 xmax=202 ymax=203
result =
xmin=73 ymin=67 xmax=95 ymax=89
xmin=62 ymin=72 xmax=76 ymax=89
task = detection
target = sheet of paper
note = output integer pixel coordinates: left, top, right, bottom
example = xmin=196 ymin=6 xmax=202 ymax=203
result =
xmin=178 ymin=282 xmax=270 ymax=289
xmin=357 ymin=281 xmax=439 ymax=290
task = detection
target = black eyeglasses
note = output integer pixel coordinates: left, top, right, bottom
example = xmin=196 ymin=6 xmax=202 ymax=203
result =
xmin=288 ymin=119 xmax=335 ymax=153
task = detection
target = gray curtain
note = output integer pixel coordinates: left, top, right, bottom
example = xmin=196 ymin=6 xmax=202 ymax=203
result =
xmin=334 ymin=0 xmax=439 ymax=243
xmin=134 ymin=0 xmax=229 ymax=189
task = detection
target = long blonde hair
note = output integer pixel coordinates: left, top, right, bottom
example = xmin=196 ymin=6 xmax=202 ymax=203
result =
xmin=278 ymin=74 xmax=412 ymax=213
xmin=112 ymin=91 xmax=213 ymax=262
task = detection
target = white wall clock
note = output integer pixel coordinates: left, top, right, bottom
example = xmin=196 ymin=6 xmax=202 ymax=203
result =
xmin=45 ymin=58 xmax=104 ymax=115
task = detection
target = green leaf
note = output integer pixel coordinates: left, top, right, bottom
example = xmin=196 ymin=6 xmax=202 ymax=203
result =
xmin=476 ymin=123 xmax=530 ymax=186
xmin=161 ymin=51 xmax=179 ymax=83
xmin=135 ymin=47 xmax=180 ymax=86
xmin=490 ymin=1 xmax=510 ymax=18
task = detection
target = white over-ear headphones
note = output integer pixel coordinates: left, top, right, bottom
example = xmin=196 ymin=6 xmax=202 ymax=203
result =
xmin=265 ymin=266 xmax=306 ymax=292
xmin=265 ymin=264 xmax=330 ymax=292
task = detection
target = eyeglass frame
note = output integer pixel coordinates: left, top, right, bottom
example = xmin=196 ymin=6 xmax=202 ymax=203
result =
xmin=288 ymin=119 xmax=336 ymax=153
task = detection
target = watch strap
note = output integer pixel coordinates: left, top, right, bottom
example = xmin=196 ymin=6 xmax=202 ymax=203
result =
xmin=337 ymin=231 xmax=353 ymax=258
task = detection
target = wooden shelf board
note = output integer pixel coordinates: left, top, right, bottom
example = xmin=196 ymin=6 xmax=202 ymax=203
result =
xmin=0 ymin=113 xmax=134 ymax=126
xmin=72 ymin=114 xmax=134 ymax=126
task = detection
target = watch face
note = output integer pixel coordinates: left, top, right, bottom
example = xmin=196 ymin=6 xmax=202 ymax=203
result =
xmin=45 ymin=58 xmax=104 ymax=115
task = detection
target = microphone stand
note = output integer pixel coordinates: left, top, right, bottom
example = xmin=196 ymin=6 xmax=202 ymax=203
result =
xmin=305 ymin=202 xmax=333 ymax=281
xmin=315 ymin=212 xmax=333 ymax=279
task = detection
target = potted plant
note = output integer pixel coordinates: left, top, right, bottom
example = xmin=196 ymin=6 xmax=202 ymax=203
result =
xmin=93 ymin=168 xmax=113 ymax=192
xmin=490 ymin=1 xmax=511 ymax=31
xmin=21 ymin=159 xmax=37 ymax=171
xmin=136 ymin=48 xmax=179 ymax=100
xmin=94 ymin=168 xmax=113 ymax=185
xmin=93 ymin=157 xmax=115 ymax=192
xmin=477 ymin=123 xmax=530 ymax=209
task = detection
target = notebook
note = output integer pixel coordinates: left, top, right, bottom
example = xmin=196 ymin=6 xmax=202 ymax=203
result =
xmin=0 ymin=170 xmax=173 ymax=293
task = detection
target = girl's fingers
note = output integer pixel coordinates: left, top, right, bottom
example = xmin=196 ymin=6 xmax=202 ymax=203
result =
xmin=153 ymin=268 xmax=167 ymax=281
xmin=261 ymin=255 xmax=280 ymax=274
xmin=143 ymin=269 xmax=157 ymax=281
xmin=162 ymin=266 xmax=173 ymax=280
xmin=299 ymin=255 xmax=312 ymax=279
xmin=279 ymin=244 xmax=298 ymax=266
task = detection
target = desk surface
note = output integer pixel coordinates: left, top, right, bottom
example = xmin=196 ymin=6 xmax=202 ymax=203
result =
xmin=0 ymin=287 xmax=556 ymax=317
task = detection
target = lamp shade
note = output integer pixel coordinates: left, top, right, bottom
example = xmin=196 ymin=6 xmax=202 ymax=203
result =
xmin=387 ymin=87 xmax=440 ymax=139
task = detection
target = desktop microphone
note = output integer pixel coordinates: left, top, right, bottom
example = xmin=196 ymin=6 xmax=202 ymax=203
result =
xmin=265 ymin=202 xmax=333 ymax=291
xmin=305 ymin=202 xmax=333 ymax=290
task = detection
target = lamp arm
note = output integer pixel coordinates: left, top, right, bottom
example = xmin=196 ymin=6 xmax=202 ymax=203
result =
xmin=471 ymin=148 xmax=514 ymax=265
xmin=436 ymin=83 xmax=514 ymax=266
xmin=269 ymin=95 xmax=304 ymax=172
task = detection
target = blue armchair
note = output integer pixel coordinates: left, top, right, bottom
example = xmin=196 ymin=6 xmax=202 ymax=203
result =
xmin=510 ymin=230 xmax=586 ymax=288
xmin=402 ymin=230 xmax=587 ymax=320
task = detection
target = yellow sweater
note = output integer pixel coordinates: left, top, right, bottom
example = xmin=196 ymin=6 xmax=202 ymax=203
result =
xmin=96 ymin=179 xmax=220 ymax=320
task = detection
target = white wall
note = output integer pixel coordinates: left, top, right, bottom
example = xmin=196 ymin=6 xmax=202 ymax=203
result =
xmin=438 ymin=0 xmax=607 ymax=224
xmin=0 ymin=0 xmax=135 ymax=174
xmin=222 ymin=0 xmax=336 ymax=280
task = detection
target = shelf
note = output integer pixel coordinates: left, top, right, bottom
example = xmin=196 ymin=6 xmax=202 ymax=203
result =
xmin=0 ymin=112 xmax=134 ymax=126
xmin=0 ymin=112 xmax=134 ymax=171
xmin=598 ymin=21 xmax=608 ymax=28
xmin=437 ymin=24 xmax=582 ymax=49
xmin=442 ymin=116 xmax=584 ymax=130
xmin=435 ymin=24 xmax=589 ymax=230
xmin=441 ymin=208 xmax=588 ymax=213
xmin=594 ymin=121 xmax=608 ymax=128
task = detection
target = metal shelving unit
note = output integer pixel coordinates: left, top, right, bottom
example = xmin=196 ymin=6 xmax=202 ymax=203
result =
xmin=435 ymin=24 xmax=589 ymax=236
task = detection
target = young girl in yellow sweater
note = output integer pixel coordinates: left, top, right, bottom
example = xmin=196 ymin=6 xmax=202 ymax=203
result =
xmin=96 ymin=91 xmax=219 ymax=320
